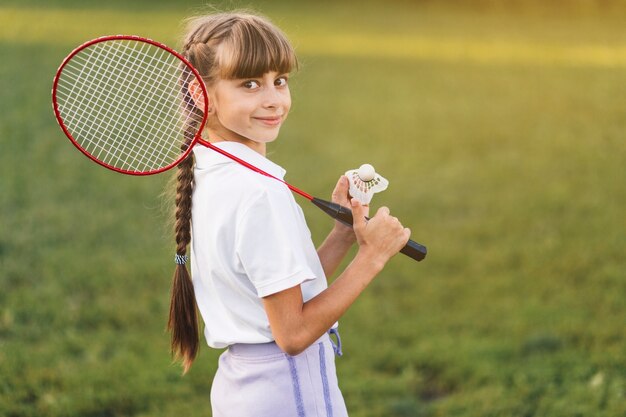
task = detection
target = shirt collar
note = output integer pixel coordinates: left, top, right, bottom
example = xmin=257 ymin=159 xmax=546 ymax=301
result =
xmin=193 ymin=141 xmax=287 ymax=180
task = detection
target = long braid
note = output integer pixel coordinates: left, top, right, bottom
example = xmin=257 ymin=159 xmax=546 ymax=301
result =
xmin=167 ymin=149 xmax=197 ymax=374
xmin=167 ymin=45 xmax=204 ymax=374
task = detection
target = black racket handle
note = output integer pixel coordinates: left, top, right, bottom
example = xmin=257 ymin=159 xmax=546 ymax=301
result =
xmin=311 ymin=198 xmax=427 ymax=262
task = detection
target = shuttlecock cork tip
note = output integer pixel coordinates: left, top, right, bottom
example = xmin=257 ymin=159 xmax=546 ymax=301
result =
xmin=357 ymin=164 xmax=375 ymax=181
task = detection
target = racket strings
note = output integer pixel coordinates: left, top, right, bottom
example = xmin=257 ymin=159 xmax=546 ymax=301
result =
xmin=55 ymin=39 xmax=204 ymax=173
xmin=62 ymin=41 xmax=185 ymax=136
xmin=61 ymin=42 xmax=170 ymax=169
xmin=82 ymin=41 xmax=172 ymax=168
xmin=58 ymin=50 xmax=178 ymax=171
xmin=60 ymin=40 xmax=192 ymax=170
xmin=57 ymin=42 xmax=169 ymax=168
xmin=101 ymin=41 xmax=191 ymax=168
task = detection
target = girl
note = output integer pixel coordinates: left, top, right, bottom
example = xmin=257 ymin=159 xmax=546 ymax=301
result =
xmin=168 ymin=11 xmax=411 ymax=417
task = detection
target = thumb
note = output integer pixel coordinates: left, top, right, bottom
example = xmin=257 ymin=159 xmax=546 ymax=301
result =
xmin=338 ymin=175 xmax=349 ymax=190
xmin=350 ymin=198 xmax=367 ymax=229
xmin=332 ymin=175 xmax=349 ymax=201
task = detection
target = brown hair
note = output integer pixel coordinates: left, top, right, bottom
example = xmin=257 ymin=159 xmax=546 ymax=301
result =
xmin=168 ymin=11 xmax=298 ymax=374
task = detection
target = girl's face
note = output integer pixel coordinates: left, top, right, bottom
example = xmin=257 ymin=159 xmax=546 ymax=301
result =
xmin=207 ymin=71 xmax=291 ymax=146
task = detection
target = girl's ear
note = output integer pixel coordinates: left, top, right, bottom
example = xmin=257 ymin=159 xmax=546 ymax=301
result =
xmin=188 ymin=79 xmax=211 ymax=112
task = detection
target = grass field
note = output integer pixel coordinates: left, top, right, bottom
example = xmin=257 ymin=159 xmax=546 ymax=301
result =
xmin=1 ymin=1 xmax=625 ymax=416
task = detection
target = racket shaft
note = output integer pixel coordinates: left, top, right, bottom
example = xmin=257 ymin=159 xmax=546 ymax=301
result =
xmin=310 ymin=198 xmax=427 ymax=262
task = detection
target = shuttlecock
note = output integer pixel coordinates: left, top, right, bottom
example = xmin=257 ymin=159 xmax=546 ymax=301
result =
xmin=345 ymin=164 xmax=388 ymax=205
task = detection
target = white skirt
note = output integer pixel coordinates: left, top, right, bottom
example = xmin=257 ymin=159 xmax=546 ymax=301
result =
xmin=211 ymin=331 xmax=348 ymax=417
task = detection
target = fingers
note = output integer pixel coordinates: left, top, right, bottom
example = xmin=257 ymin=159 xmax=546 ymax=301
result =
xmin=332 ymin=175 xmax=350 ymax=203
xmin=334 ymin=175 xmax=348 ymax=193
xmin=350 ymin=198 xmax=367 ymax=229
xmin=376 ymin=206 xmax=390 ymax=217
xmin=339 ymin=175 xmax=349 ymax=189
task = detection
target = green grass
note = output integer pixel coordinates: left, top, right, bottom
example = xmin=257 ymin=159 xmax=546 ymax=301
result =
xmin=1 ymin=1 xmax=625 ymax=416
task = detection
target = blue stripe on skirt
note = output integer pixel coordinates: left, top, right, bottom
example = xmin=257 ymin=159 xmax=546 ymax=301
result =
xmin=287 ymin=355 xmax=307 ymax=417
xmin=319 ymin=342 xmax=333 ymax=417
xmin=210 ymin=331 xmax=348 ymax=417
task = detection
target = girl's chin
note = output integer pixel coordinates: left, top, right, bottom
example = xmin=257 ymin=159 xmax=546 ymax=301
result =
xmin=211 ymin=128 xmax=279 ymax=144
xmin=245 ymin=129 xmax=281 ymax=143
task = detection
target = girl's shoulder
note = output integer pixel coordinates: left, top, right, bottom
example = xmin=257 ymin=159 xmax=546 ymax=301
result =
xmin=196 ymin=161 xmax=291 ymax=205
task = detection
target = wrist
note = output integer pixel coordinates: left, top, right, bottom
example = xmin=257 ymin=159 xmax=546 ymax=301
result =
xmin=354 ymin=248 xmax=386 ymax=275
xmin=331 ymin=223 xmax=356 ymax=244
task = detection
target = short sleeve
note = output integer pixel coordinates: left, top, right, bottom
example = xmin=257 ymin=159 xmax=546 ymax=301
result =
xmin=235 ymin=188 xmax=317 ymax=298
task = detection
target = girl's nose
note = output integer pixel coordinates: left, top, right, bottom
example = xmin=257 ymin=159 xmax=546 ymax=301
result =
xmin=262 ymin=86 xmax=283 ymax=108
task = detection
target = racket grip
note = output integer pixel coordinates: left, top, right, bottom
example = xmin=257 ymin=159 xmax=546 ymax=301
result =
xmin=310 ymin=198 xmax=427 ymax=262
xmin=399 ymin=239 xmax=428 ymax=262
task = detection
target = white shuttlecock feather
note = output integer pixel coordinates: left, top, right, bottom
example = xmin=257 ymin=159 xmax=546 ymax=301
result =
xmin=345 ymin=164 xmax=389 ymax=205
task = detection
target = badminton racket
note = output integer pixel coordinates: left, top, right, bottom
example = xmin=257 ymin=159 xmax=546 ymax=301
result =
xmin=51 ymin=35 xmax=427 ymax=261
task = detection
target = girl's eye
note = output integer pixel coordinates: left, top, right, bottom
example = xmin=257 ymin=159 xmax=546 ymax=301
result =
xmin=275 ymin=77 xmax=288 ymax=87
xmin=243 ymin=80 xmax=260 ymax=89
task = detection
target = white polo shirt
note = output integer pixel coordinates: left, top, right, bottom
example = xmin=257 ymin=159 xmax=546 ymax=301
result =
xmin=190 ymin=141 xmax=331 ymax=349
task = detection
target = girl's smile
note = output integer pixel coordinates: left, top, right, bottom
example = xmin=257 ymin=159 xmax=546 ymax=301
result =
xmin=252 ymin=115 xmax=284 ymax=126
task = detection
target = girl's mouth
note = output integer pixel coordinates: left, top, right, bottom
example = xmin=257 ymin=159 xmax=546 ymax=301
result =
xmin=253 ymin=116 xmax=282 ymax=126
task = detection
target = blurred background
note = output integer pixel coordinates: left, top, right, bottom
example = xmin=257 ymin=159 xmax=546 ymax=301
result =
xmin=1 ymin=0 xmax=625 ymax=416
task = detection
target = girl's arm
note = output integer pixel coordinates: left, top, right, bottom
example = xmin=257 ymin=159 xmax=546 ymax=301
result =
xmin=317 ymin=227 xmax=354 ymax=278
xmin=264 ymin=199 xmax=410 ymax=356
xmin=316 ymin=176 xmax=369 ymax=278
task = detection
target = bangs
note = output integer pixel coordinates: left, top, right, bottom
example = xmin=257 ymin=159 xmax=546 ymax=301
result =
xmin=217 ymin=18 xmax=297 ymax=79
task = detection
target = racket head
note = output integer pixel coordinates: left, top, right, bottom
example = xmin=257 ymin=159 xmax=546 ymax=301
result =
xmin=52 ymin=35 xmax=208 ymax=175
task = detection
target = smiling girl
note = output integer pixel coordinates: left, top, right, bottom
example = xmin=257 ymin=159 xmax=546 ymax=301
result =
xmin=168 ymin=11 xmax=410 ymax=416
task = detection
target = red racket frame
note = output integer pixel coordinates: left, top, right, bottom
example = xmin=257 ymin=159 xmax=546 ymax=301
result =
xmin=51 ymin=35 xmax=313 ymax=199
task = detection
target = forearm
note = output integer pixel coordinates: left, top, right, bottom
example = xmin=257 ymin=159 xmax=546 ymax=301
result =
xmin=265 ymin=199 xmax=409 ymax=356
xmin=317 ymin=225 xmax=356 ymax=278
xmin=302 ymin=251 xmax=382 ymax=341
xmin=265 ymin=250 xmax=383 ymax=355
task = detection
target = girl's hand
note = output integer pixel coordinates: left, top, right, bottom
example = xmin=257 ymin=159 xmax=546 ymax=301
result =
xmin=331 ymin=175 xmax=369 ymax=240
xmin=351 ymin=198 xmax=410 ymax=268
